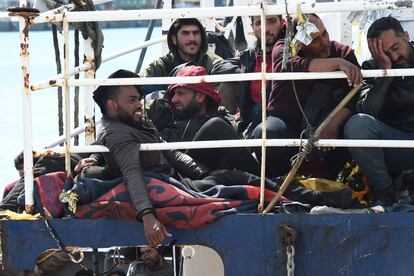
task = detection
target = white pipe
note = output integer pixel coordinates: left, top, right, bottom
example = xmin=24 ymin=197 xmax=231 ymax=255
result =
xmin=31 ymin=1 xmax=410 ymax=24
xmin=19 ymin=0 xmax=35 ymax=212
xmin=31 ymin=36 xmax=166 ymax=91
xmin=0 ymin=12 xmax=11 ymax=18
xmin=69 ymin=69 xmax=414 ymax=85
xmin=41 ymin=139 xmax=414 ymax=154
xmin=44 ymin=122 xmax=94 ymax=149
xmin=30 ymin=69 xmax=414 ymax=91
xmin=139 ymin=139 xmax=414 ymax=150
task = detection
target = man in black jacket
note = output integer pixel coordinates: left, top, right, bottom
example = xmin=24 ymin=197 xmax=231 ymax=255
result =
xmin=344 ymin=16 xmax=414 ymax=205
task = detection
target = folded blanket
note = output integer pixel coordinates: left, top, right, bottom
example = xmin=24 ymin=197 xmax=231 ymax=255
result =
xmin=32 ymin=172 xmax=280 ymax=229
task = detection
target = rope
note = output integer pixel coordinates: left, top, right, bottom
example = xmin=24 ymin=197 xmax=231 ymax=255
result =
xmin=70 ymin=0 xmax=104 ymax=69
xmin=43 ymin=218 xmax=124 ymax=275
xmin=263 ymin=84 xmax=362 ymax=214
xmin=281 ymin=0 xmax=291 ymax=70
xmin=43 ymin=218 xmax=86 ymax=265
xmin=214 ymin=16 xmax=237 ymax=33
xmin=52 ymin=24 xmax=64 ymax=138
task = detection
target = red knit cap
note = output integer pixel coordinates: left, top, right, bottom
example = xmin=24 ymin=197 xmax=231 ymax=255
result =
xmin=165 ymin=66 xmax=221 ymax=113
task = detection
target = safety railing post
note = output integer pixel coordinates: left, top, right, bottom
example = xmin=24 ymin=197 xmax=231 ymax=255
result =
xmin=83 ymin=38 xmax=96 ymax=145
xmin=258 ymin=1 xmax=267 ymax=213
xmin=18 ymin=0 xmax=35 ymax=214
xmin=63 ymin=12 xmax=72 ymax=175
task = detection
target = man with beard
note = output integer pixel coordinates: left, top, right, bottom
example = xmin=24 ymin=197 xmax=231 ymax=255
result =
xmin=90 ymin=69 xmax=352 ymax=245
xmin=140 ymin=19 xmax=220 ymax=89
xmin=252 ymin=13 xmax=363 ymax=178
xmin=147 ymin=65 xmax=261 ymax=175
xmin=344 ymin=16 xmax=414 ymax=206
xmin=125 ymin=246 xmax=173 ymax=275
xmin=237 ymin=14 xmax=285 ymax=135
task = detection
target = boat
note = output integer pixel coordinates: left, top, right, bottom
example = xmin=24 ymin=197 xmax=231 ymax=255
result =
xmin=2 ymin=0 xmax=414 ymax=275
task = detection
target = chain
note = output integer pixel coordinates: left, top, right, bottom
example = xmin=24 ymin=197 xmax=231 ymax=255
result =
xmin=43 ymin=218 xmax=88 ymax=268
xmin=286 ymin=244 xmax=295 ymax=276
xmin=279 ymin=223 xmax=297 ymax=276
xmin=43 ymin=218 xmax=122 ymax=275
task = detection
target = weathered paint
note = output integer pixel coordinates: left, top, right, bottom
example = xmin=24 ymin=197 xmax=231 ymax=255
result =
xmin=2 ymin=213 xmax=414 ymax=275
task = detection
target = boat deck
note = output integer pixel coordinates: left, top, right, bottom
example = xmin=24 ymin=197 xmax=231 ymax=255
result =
xmin=2 ymin=213 xmax=414 ymax=275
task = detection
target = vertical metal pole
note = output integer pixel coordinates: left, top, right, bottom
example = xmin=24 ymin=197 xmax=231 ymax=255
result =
xmin=63 ymin=13 xmax=71 ymax=175
xmin=161 ymin=0 xmax=172 ymax=55
xmin=83 ymin=38 xmax=96 ymax=145
xmin=20 ymin=0 xmax=34 ymax=214
xmin=258 ymin=2 xmax=267 ymax=213
xmin=92 ymin=248 xmax=100 ymax=275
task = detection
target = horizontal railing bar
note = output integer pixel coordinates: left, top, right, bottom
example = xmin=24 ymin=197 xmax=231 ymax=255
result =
xmin=31 ymin=36 xmax=166 ymax=91
xmin=31 ymin=1 xmax=407 ymax=24
xmin=44 ymin=121 xmax=101 ymax=149
xmin=39 ymin=139 xmax=414 ymax=155
xmin=31 ymin=69 xmax=414 ymax=90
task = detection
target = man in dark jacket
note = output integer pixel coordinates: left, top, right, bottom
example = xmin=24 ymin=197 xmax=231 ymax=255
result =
xmin=344 ymin=16 xmax=414 ymax=205
xmin=147 ymin=64 xmax=260 ymax=175
xmin=139 ymin=19 xmax=221 ymax=90
xmin=252 ymin=13 xmax=363 ymax=178
xmin=91 ymin=69 xmax=353 ymax=245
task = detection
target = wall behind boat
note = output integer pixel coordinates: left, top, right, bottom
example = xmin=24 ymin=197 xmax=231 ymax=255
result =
xmin=0 ymin=27 xmax=162 ymax=195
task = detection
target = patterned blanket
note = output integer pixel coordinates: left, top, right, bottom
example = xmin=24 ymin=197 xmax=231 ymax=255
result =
xmin=33 ymin=172 xmax=281 ymax=229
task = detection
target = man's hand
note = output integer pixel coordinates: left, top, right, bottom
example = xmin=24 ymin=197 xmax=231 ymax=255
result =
xmin=74 ymin=157 xmax=97 ymax=174
xmin=337 ymin=59 xmax=363 ymax=87
xmin=142 ymin=213 xmax=172 ymax=247
xmin=367 ymin=38 xmax=392 ymax=69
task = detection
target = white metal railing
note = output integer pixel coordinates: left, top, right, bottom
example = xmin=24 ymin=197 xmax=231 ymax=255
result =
xmin=37 ymin=139 xmax=414 ymax=155
xmin=31 ymin=36 xmax=167 ymax=91
xmin=44 ymin=121 xmax=96 ymax=149
xmin=17 ymin=0 xmax=414 ymax=212
xmin=31 ymin=69 xmax=414 ymax=91
xmin=31 ymin=1 xmax=410 ymax=24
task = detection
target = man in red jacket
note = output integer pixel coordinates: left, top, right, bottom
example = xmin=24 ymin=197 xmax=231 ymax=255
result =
xmin=252 ymin=13 xmax=363 ymax=178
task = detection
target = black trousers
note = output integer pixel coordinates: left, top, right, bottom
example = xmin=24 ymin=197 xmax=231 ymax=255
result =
xmin=187 ymin=117 xmax=260 ymax=175
xmin=252 ymin=116 xmax=350 ymax=179
xmin=182 ymin=170 xmax=346 ymax=207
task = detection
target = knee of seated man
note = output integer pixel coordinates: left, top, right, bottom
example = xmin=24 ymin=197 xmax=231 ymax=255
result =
xmin=343 ymin=113 xmax=377 ymax=139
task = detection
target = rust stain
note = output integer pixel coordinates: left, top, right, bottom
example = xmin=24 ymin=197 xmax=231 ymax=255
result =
xmin=85 ymin=117 xmax=96 ymax=136
xmin=83 ymin=55 xmax=96 ymax=71
xmin=33 ymin=149 xmax=55 ymax=158
xmin=20 ymin=43 xmax=29 ymax=56
xmin=21 ymin=66 xmax=30 ymax=90
xmin=25 ymin=204 xmax=35 ymax=214
xmin=382 ymin=69 xmax=388 ymax=76
xmin=198 ymin=76 xmax=206 ymax=83
xmin=49 ymin=79 xmax=57 ymax=86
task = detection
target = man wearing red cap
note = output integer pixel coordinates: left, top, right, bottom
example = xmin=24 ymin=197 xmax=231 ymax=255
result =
xmin=147 ymin=64 xmax=260 ymax=175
